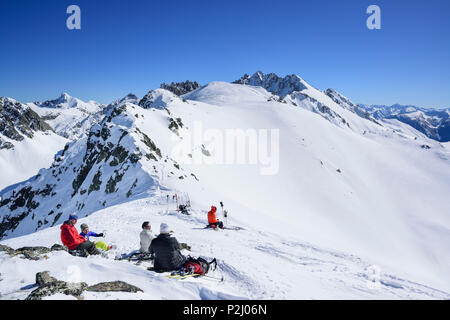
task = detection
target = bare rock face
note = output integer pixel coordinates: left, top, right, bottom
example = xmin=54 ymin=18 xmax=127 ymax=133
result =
xmin=86 ymin=281 xmax=143 ymax=293
xmin=160 ymin=80 xmax=201 ymax=96
xmin=0 ymin=243 xmax=68 ymax=260
xmin=25 ymin=271 xmax=143 ymax=300
xmin=0 ymin=97 xmax=54 ymax=144
xmin=26 ymin=271 xmax=87 ymax=300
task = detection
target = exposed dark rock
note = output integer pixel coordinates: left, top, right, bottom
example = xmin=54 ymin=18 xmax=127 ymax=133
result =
xmin=25 ymin=271 xmax=143 ymax=300
xmin=0 ymin=243 xmax=68 ymax=260
xmin=86 ymin=281 xmax=143 ymax=293
xmin=26 ymin=271 xmax=88 ymax=300
xmin=160 ymin=80 xmax=201 ymax=96
xmin=0 ymin=97 xmax=53 ymax=142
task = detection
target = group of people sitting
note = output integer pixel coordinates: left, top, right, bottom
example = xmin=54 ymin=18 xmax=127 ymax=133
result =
xmin=59 ymin=214 xmax=191 ymax=273
xmin=59 ymin=204 xmax=225 ymax=272
xmin=60 ymin=214 xmax=112 ymax=256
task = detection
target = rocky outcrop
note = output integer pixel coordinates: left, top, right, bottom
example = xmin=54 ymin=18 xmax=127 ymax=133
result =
xmin=0 ymin=136 xmax=14 ymax=150
xmin=160 ymin=80 xmax=201 ymax=96
xmin=233 ymin=71 xmax=307 ymax=97
xmin=0 ymin=97 xmax=53 ymax=147
xmin=0 ymin=243 xmax=67 ymax=260
xmin=25 ymin=271 xmax=142 ymax=300
xmin=86 ymin=281 xmax=143 ymax=293
xmin=26 ymin=271 xmax=88 ymax=300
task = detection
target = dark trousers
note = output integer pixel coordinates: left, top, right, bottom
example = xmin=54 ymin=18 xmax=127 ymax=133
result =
xmin=210 ymin=221 xmax=224 ymax=229
xmin=75 ymin=240 xmax=100 ymax=255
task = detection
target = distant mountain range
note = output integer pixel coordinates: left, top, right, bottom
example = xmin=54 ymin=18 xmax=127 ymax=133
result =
xmin=357 ymin=104 xmax=450 ymax=142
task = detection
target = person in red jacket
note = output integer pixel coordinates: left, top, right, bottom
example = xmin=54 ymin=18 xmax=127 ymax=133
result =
xmin=60 ymin=214 xmax=99 ymax=255
xmin=207 ymin=206 xmax=224 ymax=229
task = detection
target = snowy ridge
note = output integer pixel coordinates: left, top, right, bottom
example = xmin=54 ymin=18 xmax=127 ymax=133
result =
xmin=233 ymin=71 xmax=382 ymax=131
xmin=0 ymin=98 xmax=197 ymax=239
xmin=27 ymin=93 xmax=104 ymax=140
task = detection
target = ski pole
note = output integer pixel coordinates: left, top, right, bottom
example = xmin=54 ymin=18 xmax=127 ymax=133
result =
xmin=220 ymin=201 xmax=224 ymax=220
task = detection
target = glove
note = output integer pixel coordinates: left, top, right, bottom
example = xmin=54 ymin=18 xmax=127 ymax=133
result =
xmin=97 ymin=233 xmax=104 ymax=237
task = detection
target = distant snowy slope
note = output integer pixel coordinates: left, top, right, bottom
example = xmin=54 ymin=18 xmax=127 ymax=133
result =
xmin=27 ymin=93 xmax=104 ymax=140
xmin=0 ymin=97 xmax=68 ymax=189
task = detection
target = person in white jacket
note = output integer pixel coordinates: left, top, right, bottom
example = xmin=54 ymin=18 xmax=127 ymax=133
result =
xmin=140 ymin=221 xmax=154 ymax=253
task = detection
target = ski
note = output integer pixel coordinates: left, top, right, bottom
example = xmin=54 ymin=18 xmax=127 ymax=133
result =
xmin=168 ymin=273 xmax=201 ymax=280
xmin=223 ymin=226 xmax=245 ymax=231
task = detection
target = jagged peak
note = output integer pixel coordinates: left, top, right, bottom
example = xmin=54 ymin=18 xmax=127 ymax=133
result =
xmin=233 ymin=71 xmax=307 ymax=97
xmin=160 ymin=80 xmax=201 ymax=96
xmin=138 ymin=88 xmax=179 ymax=109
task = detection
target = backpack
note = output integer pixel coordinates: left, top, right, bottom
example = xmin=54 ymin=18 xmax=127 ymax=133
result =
xmin=183 ymin=256 xmax=216 ymax=275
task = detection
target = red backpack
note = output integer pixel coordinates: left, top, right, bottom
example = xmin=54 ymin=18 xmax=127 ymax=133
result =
xmin=184 ymin=257 xmax=216 ymax=275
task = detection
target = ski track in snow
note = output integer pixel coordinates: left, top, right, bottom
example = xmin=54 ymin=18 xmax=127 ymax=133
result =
xmin=1 ymin=197 xmax=449 ymax=300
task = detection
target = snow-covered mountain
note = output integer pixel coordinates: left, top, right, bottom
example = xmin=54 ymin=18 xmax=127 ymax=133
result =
xmin=1 ymin=73 xmax=450 ymax=299
xmin=358 ymin=104 xmax=450 ymax=142
xmin=234 ymin=71 xmax=384 ymax=130
xmin=0 ymin=97 xmax=68 ymax=190
xmin=27 ymin=93 xmax=104 ymax=140
xmin=0 ymin=92 xmax=197 ymax=239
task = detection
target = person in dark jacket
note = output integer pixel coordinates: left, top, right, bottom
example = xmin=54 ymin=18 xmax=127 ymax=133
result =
xmin=149 ymin=223 xmax=186 ymax=272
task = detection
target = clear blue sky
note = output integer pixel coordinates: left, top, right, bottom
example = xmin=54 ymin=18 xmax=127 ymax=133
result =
xmin=0 ymin=0 xmax=449 ymax=108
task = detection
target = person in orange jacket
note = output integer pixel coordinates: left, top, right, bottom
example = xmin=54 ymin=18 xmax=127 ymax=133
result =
xmin=208 ymin=206 xmax=224 ymax=229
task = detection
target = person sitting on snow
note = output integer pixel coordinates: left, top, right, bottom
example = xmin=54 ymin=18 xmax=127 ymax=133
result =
xmin=80 ymin=223 xmax=104 ymax=241
xmin=140 ymin=221 xmax=154 ymax=253
xmin=79 ymin=223 xmax=113 ymax=251
xmin=60 ymin=214 xmax=100 ymax=255
xmin=149 ymin=223 xmax=187 ymax=272
xmin=208 ymin=206 xmax=224 ymax=229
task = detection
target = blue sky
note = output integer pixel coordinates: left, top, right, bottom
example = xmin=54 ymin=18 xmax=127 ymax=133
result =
xmin=0 ymin=0 xmax=449 ymax=108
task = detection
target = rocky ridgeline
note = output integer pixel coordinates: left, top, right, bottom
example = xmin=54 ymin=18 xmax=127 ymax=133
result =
xmin=0 ymin=101 xmax=192 ymax=240
xmin=233 ymin=71 xmax=308 ymax=97
xmin=233 ymin=71 xmax=352 ymax=128
xmin=0 ymin=97 xmax=53 ymax=149
xmin=160 ymin=80 xmax=201 ymax=96
xmin=325 ymin=89 xmax=381 ymax=126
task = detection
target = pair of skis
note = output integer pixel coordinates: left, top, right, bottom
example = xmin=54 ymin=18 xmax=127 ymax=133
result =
xmin=167 ymin=272 xmax=224 ymax=282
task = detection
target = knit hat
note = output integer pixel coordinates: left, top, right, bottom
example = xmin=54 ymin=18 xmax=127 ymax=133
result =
xmin=160 ymin=223 xmax=170 ymax=234
xmin=68 ymin=214 xmax=78 ymax=221
xmin=80 ymin=223 xmax=88 ymax=232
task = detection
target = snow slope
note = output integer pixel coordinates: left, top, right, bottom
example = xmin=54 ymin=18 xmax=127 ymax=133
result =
xmin=178 ymin=82 xmax=450 ymax=293
xmin=0 ymin=132 xmax=68 ymax=190
xmin=1 ymin=196 xmax=449 ymax=300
